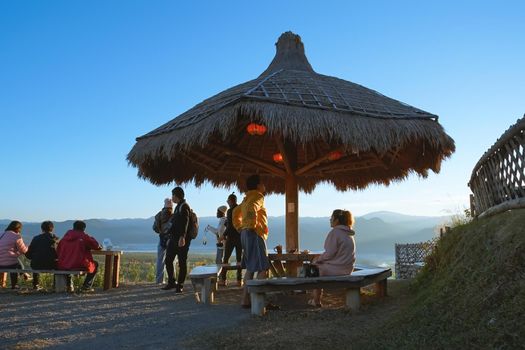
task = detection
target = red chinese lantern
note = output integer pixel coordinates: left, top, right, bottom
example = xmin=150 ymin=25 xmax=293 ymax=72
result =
xmin=273 ymin=153 xmax=284 ymax=163
xmin=328 ymin=150 xmax=343 ymax=161
xmin=246 ymin=123 xmax=267 ymax=136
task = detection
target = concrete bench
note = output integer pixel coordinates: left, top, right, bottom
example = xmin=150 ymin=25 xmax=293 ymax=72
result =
xmin=188 ymin=263 xmax=243 ymax=304
xmin=246 ymin=267 xmax=392 ymax=316
xmin=0 ymin=268 xmax=86 ymax=292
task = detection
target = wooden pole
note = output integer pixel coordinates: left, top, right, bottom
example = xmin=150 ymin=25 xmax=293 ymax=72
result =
xmin=275 ymin=136 xmax=299 ymax=253
xmin=285 ymin=174 xmax=299 ymax=252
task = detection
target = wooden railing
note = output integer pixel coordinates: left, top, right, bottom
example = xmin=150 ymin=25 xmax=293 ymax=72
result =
xmin=468 ymin=115 xmax=525 ymax=218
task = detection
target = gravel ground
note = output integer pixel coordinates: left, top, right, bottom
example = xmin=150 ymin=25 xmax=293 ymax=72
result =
xmin=0 ymin=282 xmax=251 ymax=350
xmin=1 ymin=280 xmax=410 ymax=350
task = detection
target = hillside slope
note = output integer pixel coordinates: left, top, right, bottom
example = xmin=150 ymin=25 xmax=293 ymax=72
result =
xmin=362 ymin=209 xmax=525 ymax=349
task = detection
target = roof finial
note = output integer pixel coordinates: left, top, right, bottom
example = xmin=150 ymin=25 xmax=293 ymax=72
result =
xmin=258 ymin=31 xmax=315 ymax=77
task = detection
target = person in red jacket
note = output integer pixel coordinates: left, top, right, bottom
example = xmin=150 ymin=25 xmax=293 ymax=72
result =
xmin=57 ymin=220 xmax=101 ymax=292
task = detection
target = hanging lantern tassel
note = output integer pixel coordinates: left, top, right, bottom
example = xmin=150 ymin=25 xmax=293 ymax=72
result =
xmin=246 ymin=123 xmax=267 ymax=136
xmin=328 ymin=150 xmax=343 ymax=161
xmin=273 ymin=153 xmax=284 ymax=163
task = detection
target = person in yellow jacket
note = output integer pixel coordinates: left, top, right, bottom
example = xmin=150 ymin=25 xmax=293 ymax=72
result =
xmin=233 ymin=174 xmax=270 ymax=307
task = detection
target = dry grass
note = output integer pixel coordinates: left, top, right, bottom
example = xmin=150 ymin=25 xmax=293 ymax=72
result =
xmin=182 ymin=280 xmax=412 ymax=350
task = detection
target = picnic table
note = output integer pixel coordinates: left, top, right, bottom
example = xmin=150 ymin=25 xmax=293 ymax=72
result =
xmin=92 ymin=250 xmax=122 ymax=290
xmin=268 ymin=252 xmax=320 ymax=277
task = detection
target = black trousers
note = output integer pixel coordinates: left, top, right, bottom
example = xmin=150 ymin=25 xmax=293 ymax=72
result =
xmin=165 ymin=236 xmax=191 ymax=285
xmin=66 ymin=261 xmax=99 ymax=288
xmin=220 ymin=234 xmax=242 ymax=281
xmin=32 ymin=264 xmax=57 ymax=288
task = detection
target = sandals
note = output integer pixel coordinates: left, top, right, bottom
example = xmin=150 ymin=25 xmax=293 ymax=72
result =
xmin=308 ymin=299 xmax=322 ymax=308
xmin=265 ymin=303 xmax=281 ymax=311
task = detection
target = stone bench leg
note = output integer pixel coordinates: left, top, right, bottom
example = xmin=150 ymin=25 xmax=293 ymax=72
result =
xmin=250 ymin=292 xmax=266 ymax=316
xmin=192 ymin=277 xmax=218 ymax=304
xmin=375 ymin=279 xmax=388 ymax=297
xmin=191 ymin=279 xmax=202 ymax=303
xmin=202 ymin=277 xmax=217 ymax=304
xmin=55 ymin=275 xmax=68 ymax=293
xmin=345 ymin=288 xmax=360 ymax=311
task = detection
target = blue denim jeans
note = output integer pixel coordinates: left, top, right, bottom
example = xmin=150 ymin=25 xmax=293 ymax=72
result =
xmin=156 ymin=241 xmax=166 ymax=284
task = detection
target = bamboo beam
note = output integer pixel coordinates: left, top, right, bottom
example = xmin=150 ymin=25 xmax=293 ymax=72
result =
xmin=181 ymin=152 xmax=217 ymax=173
xmin=210 ymin=143 xmax=286 ymax=178
xmin=295 ymin=149 xmax=343 ymax=176
xmin=317 ymin=164 xmax=381 ymax=175
xmin=311 ymin=157 xmax=379 ymax=174
xmin=371 ymin=151 xmax=390 ymax=170
xmin=189 ymin=150 xmax=223 ymax=168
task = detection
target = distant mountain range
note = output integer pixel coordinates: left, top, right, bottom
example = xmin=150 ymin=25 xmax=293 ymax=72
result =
xmin=1 ymin=211 xmax=450 ymax=264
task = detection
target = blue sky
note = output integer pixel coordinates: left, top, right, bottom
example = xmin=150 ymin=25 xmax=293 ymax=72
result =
xmin=1 ymin=1 xmax=524 ymax=222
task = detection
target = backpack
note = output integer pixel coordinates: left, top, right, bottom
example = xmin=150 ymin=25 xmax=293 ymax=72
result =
xmin=152 ymin=211 xmax=162 ymax=234
xmin=188 ymin=208 xmax=199 ymax=239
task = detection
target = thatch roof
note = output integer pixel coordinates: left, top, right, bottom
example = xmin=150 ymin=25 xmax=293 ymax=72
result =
xmin=128 ymin=31 xmax=455 ymax=194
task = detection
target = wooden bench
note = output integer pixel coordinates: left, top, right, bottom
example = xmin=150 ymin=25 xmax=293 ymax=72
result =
xmin=188 ymin=263 xmax=243 ymax=304
xmin=0 ymin=268 xmax=86 ymax=292
xmin=246 ymin=267 xmax=392 ymax=316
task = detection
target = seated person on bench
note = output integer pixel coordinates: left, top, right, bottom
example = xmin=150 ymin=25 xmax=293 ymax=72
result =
xmin=310 ymin=209 xmax=356 ymax=307
xmin=0 ymin=220 xmax=29 ymax=289
xmin=25 ymin=221 xmax=59 ymax=290
xmin=57 ymin=220 xmax=101 ymax=292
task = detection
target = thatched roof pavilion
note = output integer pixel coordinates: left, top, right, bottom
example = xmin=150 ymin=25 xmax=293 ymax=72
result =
xmin=128 ymin=31 xmax=455 ymax=250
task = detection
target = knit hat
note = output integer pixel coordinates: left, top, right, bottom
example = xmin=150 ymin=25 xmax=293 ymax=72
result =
xmin=164 ymin=198 xmax=173 ymax=208
xmin=217 ymin=205 xmax=228 ymax=214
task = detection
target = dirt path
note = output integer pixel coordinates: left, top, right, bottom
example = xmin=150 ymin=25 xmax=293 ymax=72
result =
xmin=0 ymin=280 xmax=411 ymax=350
xmin=0 ymin=283 xmax=250 ymax=349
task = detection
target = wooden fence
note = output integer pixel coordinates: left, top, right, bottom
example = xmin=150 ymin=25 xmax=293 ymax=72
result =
xmin=468 ymin=115 xmax=525 ymax=218
xmin=395 ymin=238 xmax=437 ymax=279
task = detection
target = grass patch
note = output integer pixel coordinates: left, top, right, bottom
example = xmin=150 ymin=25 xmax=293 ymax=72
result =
xmin=353 ymin=209 xmax=525 ymax=349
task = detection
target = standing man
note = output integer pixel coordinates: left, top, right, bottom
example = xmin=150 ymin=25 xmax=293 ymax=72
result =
xmin=162 ymin=186 xmax=191 ymax=293
xmin=219 ymin=193 xmax=243 ymax=287
xmin=233 ymin=175 xmax=271 ymax=307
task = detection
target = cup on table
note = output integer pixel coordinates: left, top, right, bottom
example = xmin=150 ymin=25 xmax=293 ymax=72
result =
xmin=274 ymin=244 xmax=283 ymax=254
xmin=102 ymin=238 xmax=113 ymax=251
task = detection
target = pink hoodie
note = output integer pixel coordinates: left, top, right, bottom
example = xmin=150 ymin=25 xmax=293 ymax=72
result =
xmin=0 ymin=230 xmax=28 ymax=266
xmin=315 ymin=225 xmax=356 ymax=276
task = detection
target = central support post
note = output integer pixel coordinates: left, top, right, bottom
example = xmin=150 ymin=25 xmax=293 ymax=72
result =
xmin=285 ymin=174 xmax=299 ymax=252
xmin=275 ymin=136 xmax=299 ymax=254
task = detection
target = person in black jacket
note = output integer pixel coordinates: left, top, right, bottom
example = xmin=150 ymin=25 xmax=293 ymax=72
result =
xmin=25 ymin=221 xmax=59 ymax=290
xmin=218 ymin=193 xmax=243 ymax=286
xmin=162 ymin=186 xmax=192 ymax=293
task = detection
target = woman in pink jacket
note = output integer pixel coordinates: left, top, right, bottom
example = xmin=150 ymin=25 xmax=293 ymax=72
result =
xmin=0 ymin=221 xmax=29 ymax=289
xmin=310 ymin=209 xmax=356 ymax=307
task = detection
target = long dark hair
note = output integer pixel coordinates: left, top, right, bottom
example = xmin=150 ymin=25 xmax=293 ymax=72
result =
xmin=5 ymin=220 xmax=23 ymax=233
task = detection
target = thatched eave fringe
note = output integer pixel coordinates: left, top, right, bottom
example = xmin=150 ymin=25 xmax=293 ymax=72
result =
xmin=127 ymin=100 xmax=454 ymax=166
